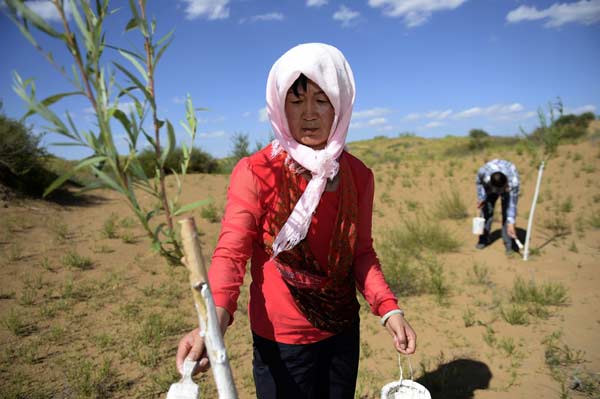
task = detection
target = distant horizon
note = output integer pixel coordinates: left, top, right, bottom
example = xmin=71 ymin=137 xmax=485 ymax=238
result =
xmin=1 ymin=0 xmax=599 ymax=160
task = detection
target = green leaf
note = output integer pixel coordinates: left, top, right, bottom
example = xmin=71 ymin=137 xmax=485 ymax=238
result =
xmin=23 ymin=91 xmax=84 ymax=119
xmin=125 ymin=17 xmax=139 ymax=32
xmin=160 ymin=120 xmax=176 ymax=167
xmin=173 ymin=199 xmax=210 ymax=217
xmin=92 ymin=166 xmax=126 ymax=195
xmin=113 ymin=62 xmax=153 ymax=106
xmin=6 ymin=0 xmax=65 ymax=39
xmin=118 ymin=49 xmax=148 ymax=82
xmin=154 ymin=36 xmax=174 ymax=67
xmin=69 ymin=0 xmax=94 ymax=51
xmin=43 ymin=156 xmax=106 ymax=197
xmin=156 ymin=28 xmax=175 ymax=47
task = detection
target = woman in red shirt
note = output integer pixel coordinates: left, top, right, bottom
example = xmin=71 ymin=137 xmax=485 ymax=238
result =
xmin=176 ymin=43 xmax=416 ymax=398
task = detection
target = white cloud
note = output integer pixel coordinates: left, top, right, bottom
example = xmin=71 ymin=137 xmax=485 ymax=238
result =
xmin=199 ymin=130 xmax=226 ymax=138
xmin=368 ymin=117 xmax=387 ymax=125
xmin=22 ymin=0 xmax=72 ymax=22
xmin=506 ymin=0 xmax=600 ymax=28
xmin=333 ymin=5 xmax=360 ymax=26
xmin=258 ymin=107 xmax=268 ymax=122
xmin=424 ymin=121 xmax=443 ymax=128
xmin=377 ymin=125 xmax=395 ymax=132
xmin=565 ymin=104 xmax=597 ymax=114
xmin=181 ymin=0 xmax=230 ymax=20
xmin=306 ymin=0 xmax=328 ymax=7
xmin=349 ymin=117 xmax=388 ymax=129
xmin=368 ymin=0 xmax=467 ymax=27
xmin=353 ymin=107 xmax=393 ymax=119
xmin=453 ymin=103 xmax=525 ymax=119
xmin=172 ymin=96 xmax=186 ymax=104
xmin=241 ymin=12 xmax=285 ymax=23
xmin=403 ymin=109 xmax=453 ymax=120
xmin=242 ymin=111 xmax=252 ymax=118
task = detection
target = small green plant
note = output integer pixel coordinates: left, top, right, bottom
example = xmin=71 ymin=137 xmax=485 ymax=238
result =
xmin=467 ymin=262 xmax=492 ymax=286
xmin=62 ymin=250 xmax=93 ymax=270
xmin=424 ymin=256 xmax=449 ymax=305
xmin=119 ymin=217 xmax=136 ymax=228
xmin=52 ymin=222 xmax=70 ymax=243
xmin=7 ymin=243 xmax=24 ymax=261
xmin=38 ymin=256 xmax=53 ymax=271
xmin=498 ymin=337 xmax=517 ymax=357
xmin=560 ymin=197 xmax=573 ymax=213
xmin=65 ymin=357 xmax=119 ymax=398
xmin=510 ymin=277 xmax=568 ymax=321
xmin=501 ymin=305 xmax=529 ymax=325
xmin=462 ymin=308 xmax=476 ymax=327
xmin=2 ymin=309 xmax=31 ymax=336
xmin=101 ymin=214 xmax=119 ymax=239
xmin=405 ymin=200 xmax=419 ymax=212
xmin=590 ymin=210 xmax=600 ymax=229
xmin=483 ymin=326 xmax=496 ymax=347
xmin=120 ymin=231 xmax=136 ymax=244
xmin=18 ymin=287 xmax=36 ymax=306
xmin=200 ymin=201 xmax=220 ymax=223
xmin=568 ymin=241 xmax=578 ymax=253
xmin=435 ymin=188 xmax=468 ymax=220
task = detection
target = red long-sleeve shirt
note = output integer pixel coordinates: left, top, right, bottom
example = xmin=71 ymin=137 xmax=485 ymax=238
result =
xmin=208 ymin=147 xmax=399 ymax=344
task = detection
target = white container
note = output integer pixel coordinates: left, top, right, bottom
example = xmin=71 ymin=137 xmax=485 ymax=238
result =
xmin=472 ymin=217 xmax=485 ymax=235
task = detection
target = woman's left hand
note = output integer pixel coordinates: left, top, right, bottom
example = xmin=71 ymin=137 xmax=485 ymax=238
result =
xmin=385 ymin=314 xmax=417 ymax=355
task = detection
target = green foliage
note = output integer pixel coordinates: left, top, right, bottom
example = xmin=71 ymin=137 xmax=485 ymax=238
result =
xmin=468 ymin=128 xmax=489 ymax=151
xmin=510 ymin=277 xmax=568 ymax=314
xmin=435 ymin=188 xmax=468 ymax=220
xmin=0 ymin=108 xmax=62 ymax=197
xmin=102 ymin=214 xmax=119 ymax=239
xmin=200 ymin=201 xmax=220 ymax=223
xmin=0 ymin=110 xmax=46 ymax=175
xmin=62 ymin=250 xmax=93 ymax=270
xmin=523 ymin=99 xmax=595 ymax=164
xmin=5 ymin=0 xmax=209 ymax=265
xmin=501 ymin=305 xmax=529 ymax=325
xmin=138 ymin=146 xmax=219 ymax=177
xmin=2 ymin=309 xmax=32 ymax=336
xmin=377 ymin=216 xmax=460 ymax=297
xmin=65 ymin=357 xmax=119 ymax=398
xmin=230 ymin=132 xmax=251 ymax=162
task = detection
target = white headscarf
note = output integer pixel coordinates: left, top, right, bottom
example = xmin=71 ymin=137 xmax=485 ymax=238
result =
xmin=266 ymin=43 xmax=356 ymax=258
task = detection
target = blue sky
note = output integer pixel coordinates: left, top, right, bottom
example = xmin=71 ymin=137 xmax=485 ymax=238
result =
xmin=1 ymin=0 xmax=599 ymax=160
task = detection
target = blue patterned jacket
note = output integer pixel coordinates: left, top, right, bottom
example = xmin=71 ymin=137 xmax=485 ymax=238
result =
xmin=476 ymin=159 xmax=520 ymax=224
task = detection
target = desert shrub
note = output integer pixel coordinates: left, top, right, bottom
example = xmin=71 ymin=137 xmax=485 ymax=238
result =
xmin=435 ymin=188 xmax=468 ymax=220
xmin=390 ymin=215 xmax=462 ymax=255
xmin=0 ymin=110 xmax=61 ymax=196
xmin=200 ymin=201 xmax=220 ymax=223
xmin=510 ymin=277 xmax=568 ymax=308
xmin=0 ymin=111 xmax=45 ymax=175
xmin=65 ymin=357 xmax=119 ymax=398
xmin=423 ymin=256 xmax=449 ymax=305
xmin=501 ymin=305 xmax=529 ymax=325
xmin=468 ymin=128 xmax=489 ymax=151
xmin=138 ymin=146 xmax=219 ymax=177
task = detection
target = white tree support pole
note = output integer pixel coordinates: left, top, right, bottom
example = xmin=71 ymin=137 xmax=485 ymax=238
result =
xmin=180 ymin=217 xmax=238 ymax=399
xmin=523 ymin=161 xmax=544 ymax=261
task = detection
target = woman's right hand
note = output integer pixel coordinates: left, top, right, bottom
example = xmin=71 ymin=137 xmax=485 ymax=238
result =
xmin=175 ymin=306 xmax=231 ymax=375
xmin=176 ymin=328 xmax=210 ymax=375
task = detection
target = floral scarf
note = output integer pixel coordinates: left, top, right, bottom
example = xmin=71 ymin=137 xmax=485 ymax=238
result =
xmin=263 ymin=150 xmax=359 ymax=333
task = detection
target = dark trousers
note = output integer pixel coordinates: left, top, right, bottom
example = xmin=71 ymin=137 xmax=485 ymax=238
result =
xmin=252 ymin=322 xmax=360 ymax=399
xmin=480 ymin=192 xmax=511 ymax=249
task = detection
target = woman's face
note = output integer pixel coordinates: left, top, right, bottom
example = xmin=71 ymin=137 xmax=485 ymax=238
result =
xmin=284 ymin=78 xmax=335 ymax=150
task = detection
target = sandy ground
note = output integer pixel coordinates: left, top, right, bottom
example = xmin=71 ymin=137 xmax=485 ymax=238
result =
xmin=1 ymin=133 xmax=599 ymax=398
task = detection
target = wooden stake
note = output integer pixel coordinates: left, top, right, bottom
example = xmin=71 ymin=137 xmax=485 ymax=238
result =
xmin=179 ymin=217 xmax=238 ymax=399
